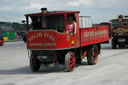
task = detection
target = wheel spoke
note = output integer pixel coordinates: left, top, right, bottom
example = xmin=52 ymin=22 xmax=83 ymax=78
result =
xmin=69 ymin=57 xmax=75 ymax=69
xmin=69 ymin=53 xmax=75 ymax=70
xmin=69 ymin=60 xmax=73 ymax=63
xmin=93 ymin=47 xmax=98 ymax=63
xmin=70 ymin=63 xmax=75 ymax=69
xmin=69 ymin=56 xmax=75 ymax=64
xmin=92 ymin=50 xmax=95 ymax=57
xmin=72 ymin=58 xmax=76 ymax=63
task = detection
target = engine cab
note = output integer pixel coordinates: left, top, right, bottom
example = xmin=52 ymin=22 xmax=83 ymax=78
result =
xmin=25 ymin=8 xmax=80 ymax=50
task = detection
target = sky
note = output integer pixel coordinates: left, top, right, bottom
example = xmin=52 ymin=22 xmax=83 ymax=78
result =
xmin=0 ymin=0 xmax=128 ymax=24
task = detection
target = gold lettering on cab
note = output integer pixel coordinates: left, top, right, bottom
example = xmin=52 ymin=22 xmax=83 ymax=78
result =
xmin=29 ymin=32 xmax=55 ymax=42
xmin=29 ymin=32 xmax=42 ymax=42
xmin=43 ymin=33 xmax=55 ymax=42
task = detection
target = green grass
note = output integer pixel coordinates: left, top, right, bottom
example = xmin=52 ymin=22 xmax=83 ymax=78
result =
xmin=4 ymin=39 xmax=23 ymax=42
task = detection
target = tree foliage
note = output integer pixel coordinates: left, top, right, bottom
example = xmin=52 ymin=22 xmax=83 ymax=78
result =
xmin=0 ymin=22 xmax=26 ymax=30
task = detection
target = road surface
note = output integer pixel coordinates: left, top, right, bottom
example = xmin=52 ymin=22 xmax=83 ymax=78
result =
xmin=0 ymin=42 xmax=128 ymax=85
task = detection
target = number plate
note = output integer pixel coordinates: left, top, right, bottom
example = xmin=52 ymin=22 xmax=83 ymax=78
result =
xmin=118 ymin=38 xmax=126 ymax=42
xmin=38 ymin=56 xmax=47 ymax=59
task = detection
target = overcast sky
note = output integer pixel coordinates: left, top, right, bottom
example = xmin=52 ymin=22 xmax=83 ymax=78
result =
xmin=0 ymin=0 xmax=127 ymax=23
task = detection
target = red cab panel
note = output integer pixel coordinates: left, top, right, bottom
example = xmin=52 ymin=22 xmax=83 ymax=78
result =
xmin=27 ymin=30 xmax=71 ymax=50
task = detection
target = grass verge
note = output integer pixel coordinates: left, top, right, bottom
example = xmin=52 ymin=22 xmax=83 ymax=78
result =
xmin=4 ymin=40 xmax=23 ymax=42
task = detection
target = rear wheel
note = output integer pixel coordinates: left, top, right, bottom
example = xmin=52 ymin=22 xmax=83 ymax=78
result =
xmin=30 ymin=55 xmax=41 ymax=72
xmin=87 ymin=45 xmax=99 ymax=65
xmin=65 ymin=51 xmax=76 ymax=72
xmin=112 ymin=39 xmax=116 ymax=49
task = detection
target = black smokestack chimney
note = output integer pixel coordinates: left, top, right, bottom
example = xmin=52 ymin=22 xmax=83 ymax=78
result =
xmin=41 ymin=8 xmax=47 ymax=28
xmin=41 ymin=8 xmax=47 ymax=14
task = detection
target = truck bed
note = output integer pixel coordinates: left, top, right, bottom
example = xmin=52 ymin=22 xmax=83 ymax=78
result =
xmin=80 ymin=26 xmax=109 ymax=47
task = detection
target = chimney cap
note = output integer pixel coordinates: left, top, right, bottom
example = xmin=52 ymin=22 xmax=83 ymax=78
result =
xmin=41 ymin=8 xmax=47 ymax=11
xmin=118 ymin=15 xmax=123 ymax=18
xmin=41 ymin=8 xmax=47 ymax=14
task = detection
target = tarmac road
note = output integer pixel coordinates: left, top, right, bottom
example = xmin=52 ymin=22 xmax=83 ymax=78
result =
xmin=0 ymin=42 xmax=128 ymax=85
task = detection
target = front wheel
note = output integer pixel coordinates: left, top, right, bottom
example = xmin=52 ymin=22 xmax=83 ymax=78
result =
xmin=65 ymin=51 xmax=76 ymax=72
xmin=87 ymin=45 xmax=99 ymax=65
xmin=30 ymin=55 xmax=41 ymax=72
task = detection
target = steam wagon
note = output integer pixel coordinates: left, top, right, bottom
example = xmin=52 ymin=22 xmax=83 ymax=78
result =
xmin=25 ymin=8 xmax=109 ymax=72
xmin=110 ymin=15 xmax=128 ymax=49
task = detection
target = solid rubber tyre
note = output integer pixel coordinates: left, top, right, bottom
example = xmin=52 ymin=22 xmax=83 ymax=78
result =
xmin=30 ymin=55 xmax=41 ymax=72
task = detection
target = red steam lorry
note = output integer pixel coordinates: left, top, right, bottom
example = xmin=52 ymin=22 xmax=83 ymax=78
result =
xmin=25 ymin=8 xmax=109 ymax=72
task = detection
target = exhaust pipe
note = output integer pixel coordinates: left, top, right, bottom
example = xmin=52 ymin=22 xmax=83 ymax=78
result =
xmin=41 ymin=8 xmax=47 ymax=14
xmin=41 ymin=8 xmax=47 ymax=28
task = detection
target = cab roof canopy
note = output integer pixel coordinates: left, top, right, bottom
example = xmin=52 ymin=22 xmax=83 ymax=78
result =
xmin=25 ymin=11 xmax=80 ymax=17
